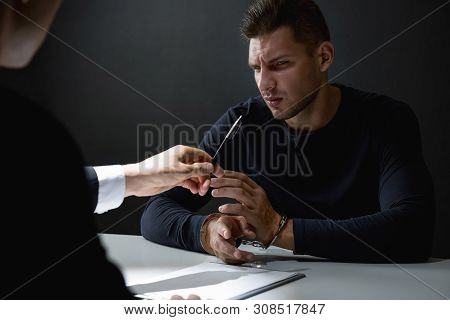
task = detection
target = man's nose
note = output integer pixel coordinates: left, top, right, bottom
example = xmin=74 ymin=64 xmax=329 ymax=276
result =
xmin=258 ymin=69 xmax=276 ymax=94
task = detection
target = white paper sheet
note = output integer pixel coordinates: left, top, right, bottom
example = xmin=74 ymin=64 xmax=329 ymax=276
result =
xmin=128 ymin=262 xmax=304 ymax=300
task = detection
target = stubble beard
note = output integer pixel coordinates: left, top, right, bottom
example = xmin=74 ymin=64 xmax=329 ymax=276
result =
xmin=273 ymin=89 xmax=319 ymax=121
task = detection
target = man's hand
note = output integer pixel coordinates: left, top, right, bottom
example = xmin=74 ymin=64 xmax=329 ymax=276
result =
xmin=202 ymin=214 xmax=256 ymax=264
xmin=123 ymin=145 xmax=223 ymax=197
xmin=210 ymin=170 xmax=281 ymax=245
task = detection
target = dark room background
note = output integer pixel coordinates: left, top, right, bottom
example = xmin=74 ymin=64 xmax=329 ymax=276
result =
xmin=1 ymin=0 xmax=448 ymax=257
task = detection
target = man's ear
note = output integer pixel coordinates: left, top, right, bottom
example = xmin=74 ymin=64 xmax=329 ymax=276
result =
xmin=317 ymin=41 xmax=334 ymax=72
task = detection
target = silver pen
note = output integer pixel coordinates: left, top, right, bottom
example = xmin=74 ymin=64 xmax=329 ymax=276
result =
xmin=212 ymin=115 xmax=243 ymax=164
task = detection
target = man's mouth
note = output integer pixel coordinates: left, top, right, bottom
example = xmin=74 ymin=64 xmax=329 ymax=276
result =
xmin=264 ymin=97 xmax=283 ymax=108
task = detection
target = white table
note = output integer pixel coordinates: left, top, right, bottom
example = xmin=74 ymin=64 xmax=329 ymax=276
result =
xmin=100 ymin=234 xmax=450 ymax=299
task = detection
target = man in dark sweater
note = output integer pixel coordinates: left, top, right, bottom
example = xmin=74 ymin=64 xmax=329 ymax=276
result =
xmin=141 ymin=0 xmax=435 ymax=263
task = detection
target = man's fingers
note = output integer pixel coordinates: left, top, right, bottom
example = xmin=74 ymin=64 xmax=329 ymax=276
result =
xmin=179 ymin=146 xmax=212 ymax=163
xmin=218 ymin=207 xmax=256 ymax=238
xmin=243 ymin=228 xmax=256 ymax=240
xmin=210 ymin=177 xmax=254 ymax=194
xmin=213 ymin=164 xmax=224 ymax=178
xmin=234 ymin=215 xmax=256 ymax=240
xmin=215 ymin=240 xmax=253 ymax=262
xmin=213 ymin=219 xmax=252 ymax=259
xmin=186 ymin=162 xmax=214 ymax=177
xmin=216 ymin=220 xmax=234 ymax=239
xmin=214 ymin=236 xmax=239 ymax=256
xmin=180 ymin=163 xmax=214 ymax=196
xmin=211 ymin=187 xmax=255 ymax=208
xmin=210 ymin=215 xmax=255 ymax=264
xmin=222 ymin=170 xmax=259 ymax=189
xmin=180 ymin=179 xmax=199 ymax=194
xmin=218 ymin=203 xmax=249 ymax=216
xmin=176 ymin=146 xmax=224 ymax=180
xmin=222 ymin=214 xmax=256 ymax=240
xmin=180 ymin=177 xmax=209 ymax=196
xmin=230 ymin=248 xmax=255 ymax=261
xmin=199 ymin=177 xmax=211 ymax=196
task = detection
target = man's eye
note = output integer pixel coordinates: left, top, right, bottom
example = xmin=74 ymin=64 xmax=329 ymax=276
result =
xmin=275 ymin=61 xmax=288 ymax=67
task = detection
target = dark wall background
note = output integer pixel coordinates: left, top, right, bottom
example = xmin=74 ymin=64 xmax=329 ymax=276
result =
xmin=1 ymin=0 xmax=448 ymax=257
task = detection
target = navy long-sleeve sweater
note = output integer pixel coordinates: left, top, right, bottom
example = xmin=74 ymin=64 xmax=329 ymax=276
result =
xmin=141 ymin=84 xmax=435 ymax=262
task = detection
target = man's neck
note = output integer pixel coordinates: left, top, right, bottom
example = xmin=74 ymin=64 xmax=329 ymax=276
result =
xmin=285 ymin=84 xmax=341 ymax=131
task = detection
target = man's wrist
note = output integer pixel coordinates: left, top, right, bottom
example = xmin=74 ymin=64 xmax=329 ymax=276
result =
xmin=200 ymin=213 xmax=221 ymax=255
xmin=261 ymin=214 xmax=287 ymax=249
xmin=260 ymin=212 xmax=282 ymax=246
xmin=123 ymin=163 xmax=139 ymax=197
xmin=242 ymin=214 xmax=287 ymax=250
xmin=273 ymin=218 xmax=294 ymax=250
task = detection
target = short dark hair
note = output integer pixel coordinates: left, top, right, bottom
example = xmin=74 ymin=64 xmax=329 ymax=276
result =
xmin=240 ymin=0 xmax=330 ymax=52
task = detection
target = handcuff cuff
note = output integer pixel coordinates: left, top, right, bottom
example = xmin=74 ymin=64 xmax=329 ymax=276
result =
xmin=237 ymin=215 xmax=288 ymax=250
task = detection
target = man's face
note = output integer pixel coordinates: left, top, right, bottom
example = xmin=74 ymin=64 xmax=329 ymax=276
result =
xmin=248 ymin=26 xmax=323 ymax=120
xmin=0 ymin=0 xmax=61 ymax=68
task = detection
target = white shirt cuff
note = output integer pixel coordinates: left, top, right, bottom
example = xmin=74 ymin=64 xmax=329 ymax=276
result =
xmin=93 ymin=165 xmax=125 ymax=214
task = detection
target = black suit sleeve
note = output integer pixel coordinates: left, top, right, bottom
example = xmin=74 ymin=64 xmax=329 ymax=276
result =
xmin=1 ymin=88 xmax=133 ymax=299
xmin=84 ymin=166 xmax=99 ymax=213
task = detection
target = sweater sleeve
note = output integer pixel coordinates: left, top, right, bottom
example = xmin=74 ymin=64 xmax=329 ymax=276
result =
xmin=293 ymin=104 xmax=435 ymax=262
